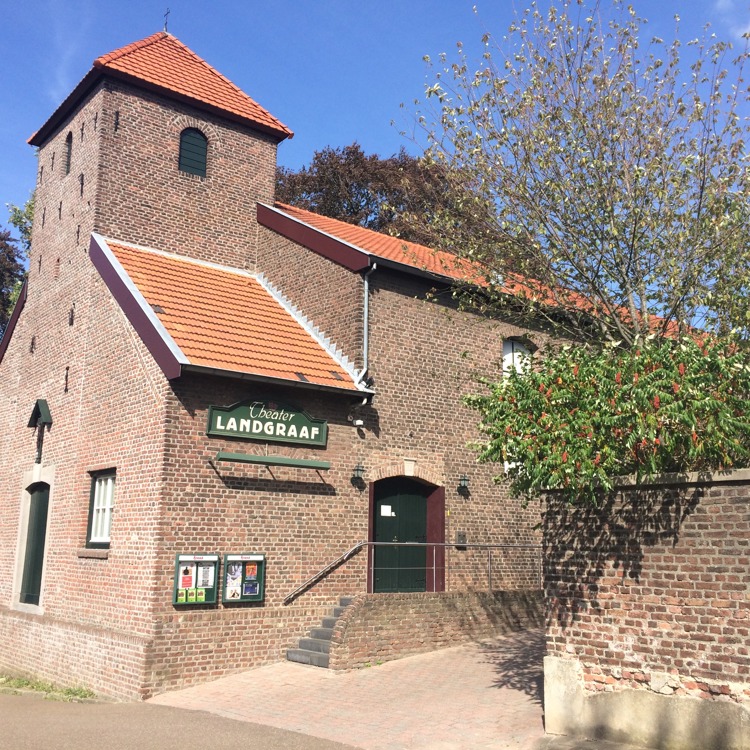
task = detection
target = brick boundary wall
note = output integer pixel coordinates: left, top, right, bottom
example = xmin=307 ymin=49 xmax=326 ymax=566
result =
xmin=143 ymin=601 xmax=338 ymax=698
xmin=328 ymin=589 xmax=544 ymax=671
xmin=0 ymin=606 xmax=150 ymax=700
xmin=543 ymin=469 xmax=750 ymax=750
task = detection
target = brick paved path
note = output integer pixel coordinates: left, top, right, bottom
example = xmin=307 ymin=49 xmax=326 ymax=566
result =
xmin=150 ymin=628 xmax=546 ymax=750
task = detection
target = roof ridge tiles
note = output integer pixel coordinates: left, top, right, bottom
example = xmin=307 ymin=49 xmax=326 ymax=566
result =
xmin=93 ymin=31 xmax=168 ymax=66
xmin=33 ymin=31 xmax=292 ymax=146
xmin=273 ymin=201 xmax=433 ymax=254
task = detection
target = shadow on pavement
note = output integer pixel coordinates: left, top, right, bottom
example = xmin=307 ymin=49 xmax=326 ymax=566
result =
xmin=480 ymin=627 xmax=545 ymax=704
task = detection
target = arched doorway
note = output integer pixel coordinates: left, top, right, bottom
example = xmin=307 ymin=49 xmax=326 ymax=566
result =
xmin=369 ymin=477 xmax=445 ymax=593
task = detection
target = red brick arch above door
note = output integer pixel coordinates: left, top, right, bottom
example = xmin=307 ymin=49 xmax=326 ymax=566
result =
xmin=371 ymin=460 xmax=443 ymax=488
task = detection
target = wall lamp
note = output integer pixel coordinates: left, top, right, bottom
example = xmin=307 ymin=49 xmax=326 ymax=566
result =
xmin=457 ymin=474 xmax=470 ymax=495
xmin=352 ymin=464 xmax=365 ymax=480
xmin=351 ymin=464 xmax=366 ymax=489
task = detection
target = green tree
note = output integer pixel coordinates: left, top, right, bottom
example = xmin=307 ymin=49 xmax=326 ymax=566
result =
xmin=467 ymin=336 xmax=750 ymax=504
xmin=416 ymin=1 xmax=750 ymax=345
xmin=276 ymin=142 xmax=500 ymax=248
xmin=7 ymin=192 xmax=34 ymax=257
xmin=0 ymin=229 xmax=24 ymax=335
xmin=414 ymin=1 xmax=750 ymax=501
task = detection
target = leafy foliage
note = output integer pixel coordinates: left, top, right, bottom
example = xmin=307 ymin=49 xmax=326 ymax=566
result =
xmin=0 ymin=228 xmax=24 ymax=334
xmin=416 ymin=1 xmax=750 ymax=345
xmin=467 ymin=337 xmax=750 ymax=504
xmin=7 ymin=192 xmax=34 ymax=256
xmin=276 ymin=142 xmax=499 ymax=247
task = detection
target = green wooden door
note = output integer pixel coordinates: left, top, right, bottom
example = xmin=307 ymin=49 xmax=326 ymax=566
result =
xmin=373 ymin=478 xmax=427 ymax=593
xmin=20 ymin=483 xmax=50 ymax=606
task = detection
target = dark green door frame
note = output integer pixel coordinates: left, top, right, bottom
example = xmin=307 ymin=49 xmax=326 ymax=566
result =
xmin=368 ymin=477 xmax=445 ymax=593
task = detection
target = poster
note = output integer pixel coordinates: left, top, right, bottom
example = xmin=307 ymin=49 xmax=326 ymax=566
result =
xmin=225 ymin=562 xmax=242 ymax=600
xmin=243 ymin=581 xmax=259 ymax=597
xmin=245 ymin=563 xmax=257 ymax=580
xmin=180 ymin=563 xmax=196 ymax=589
xmin=197 ymin=562 xmax=215 ymax=588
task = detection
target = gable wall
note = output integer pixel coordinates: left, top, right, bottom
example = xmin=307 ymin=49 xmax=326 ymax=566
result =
xmin=253 ymin=228 xmax=544 ymax=588
xmin=256 ymin=225 xmax=363 ymax=367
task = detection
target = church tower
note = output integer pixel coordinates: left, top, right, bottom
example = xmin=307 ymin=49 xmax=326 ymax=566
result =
xmin=29 ymin=32 xmax=292 ymax=272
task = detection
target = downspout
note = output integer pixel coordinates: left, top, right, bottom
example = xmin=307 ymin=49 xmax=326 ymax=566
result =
xmin=356 ymin=262 xmax=377 ymax=387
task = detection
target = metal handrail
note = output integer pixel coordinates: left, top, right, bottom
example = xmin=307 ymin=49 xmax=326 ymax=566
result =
xmin=283 ymin=541 xmax=542 ymax=605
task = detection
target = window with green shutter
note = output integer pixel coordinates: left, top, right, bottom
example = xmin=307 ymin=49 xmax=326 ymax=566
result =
xmin=178 ymin=128 xmax=208 ymax=177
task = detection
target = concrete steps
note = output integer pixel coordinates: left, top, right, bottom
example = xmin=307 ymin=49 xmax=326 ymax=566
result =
xmin=287 ymin=596 xmax=354 ymax=668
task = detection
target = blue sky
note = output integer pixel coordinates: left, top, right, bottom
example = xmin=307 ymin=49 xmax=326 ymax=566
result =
xmin=2 ymin=0 xmax=749 ymax=228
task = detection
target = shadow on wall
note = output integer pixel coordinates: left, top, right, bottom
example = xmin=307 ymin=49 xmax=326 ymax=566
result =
xmin=481 ymin=627 xmax=545 ymax=704
xmin=442 ymin=589 xmax=545 ymax=641
xmin=543 ymin=483 xmax=703 ymax=628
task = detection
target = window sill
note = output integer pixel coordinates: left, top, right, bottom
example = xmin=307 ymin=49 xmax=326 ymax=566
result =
xmin=77 ymin=548 xmax=109 ymax=560
xmin=13 ymin=602 xmax=44 ymax=616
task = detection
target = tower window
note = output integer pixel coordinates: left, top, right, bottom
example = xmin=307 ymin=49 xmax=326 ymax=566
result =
xmin=65 ymin=132 xmax=73 ymax=175
xmin=179 ymin=128 xmax=208 ymax=177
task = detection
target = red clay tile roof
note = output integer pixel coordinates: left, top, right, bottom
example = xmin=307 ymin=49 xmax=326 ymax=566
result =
xmin=95 ymin=32 xmax=292 ymax=139
xmin=31 ymin=32 xmax=291 ymax=146
xmin=273 ymin=202 xmax=477 ymax=281
xmin=105 ymin=239 xmax=357 ymax=390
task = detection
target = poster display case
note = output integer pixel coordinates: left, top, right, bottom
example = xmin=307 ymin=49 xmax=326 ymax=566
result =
xmin=173 ymin=553 xmax=219 ymax=605
xmin=223 ymin=553 xmax=266 ymax=603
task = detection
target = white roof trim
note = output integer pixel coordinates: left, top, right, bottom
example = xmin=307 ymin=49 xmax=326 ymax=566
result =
xmin=255 ymin=272 xmax=363 ymax=388
xmin=90 ymin=232 xmax=189 ymax=366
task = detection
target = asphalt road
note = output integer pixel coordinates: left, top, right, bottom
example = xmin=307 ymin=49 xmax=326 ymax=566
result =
xmin=0 ymin=693 xmax=356 ymax=750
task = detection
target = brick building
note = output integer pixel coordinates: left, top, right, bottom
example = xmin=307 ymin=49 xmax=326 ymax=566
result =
xmin=0 ymin=32 xmax=540 ymax=699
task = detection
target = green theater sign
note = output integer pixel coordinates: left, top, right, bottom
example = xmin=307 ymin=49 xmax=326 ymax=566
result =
xmin=207 ymin=400 xmax=328 ymax=447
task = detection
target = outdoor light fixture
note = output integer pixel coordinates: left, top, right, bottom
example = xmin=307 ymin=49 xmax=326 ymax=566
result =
xmin=457 ymin=474 xmax=470 ymax=495
xmin=352 ymin=464 xmax=365 ymax=481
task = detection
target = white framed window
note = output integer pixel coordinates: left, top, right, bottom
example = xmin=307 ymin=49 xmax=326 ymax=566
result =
xmin=502 ymin=338 xmax=532 ymax=376
xmin=87 ymin=471 xmax=115 ymax=548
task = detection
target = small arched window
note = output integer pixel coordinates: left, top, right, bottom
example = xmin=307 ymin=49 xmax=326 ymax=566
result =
xmin=179 ymin=128 xmax=208 ymax=177
xmin=502 ymin=338 xmax=532 ymax=377
xmin=64 ymin=132 xmax=73 ymax=175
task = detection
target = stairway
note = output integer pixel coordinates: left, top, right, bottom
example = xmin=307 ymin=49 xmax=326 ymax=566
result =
xmin=286 ymin=596 xmax=354 ymax=668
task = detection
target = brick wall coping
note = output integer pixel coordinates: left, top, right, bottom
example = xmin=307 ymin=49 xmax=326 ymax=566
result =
xmin=545 ymin=467 xmax=750 ymax=495
xmin=610 ymin=466 xmax=750 ymax=489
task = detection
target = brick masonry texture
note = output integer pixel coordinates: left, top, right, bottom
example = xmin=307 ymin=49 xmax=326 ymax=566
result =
xmin=328 ymin=589 xmax=544 ymax=670
xmin=94 ymin=79 xmax=277 ymax=269
xmin=0 ymin=83 xmax=171 ymax=700
xmin=0 ymin=62 xmax=542 ymax=699
xmin=544 ymin=473 xmax=750 ymax=706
